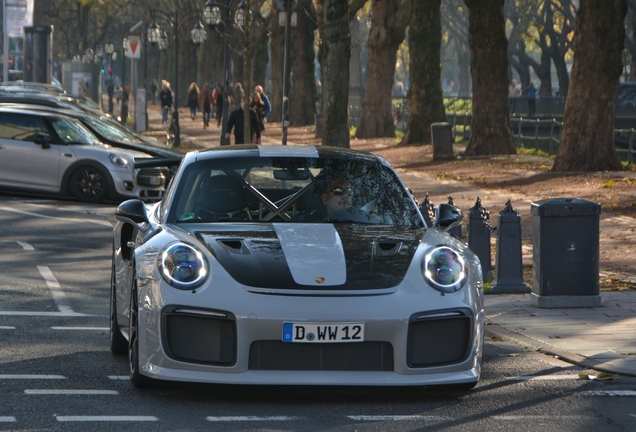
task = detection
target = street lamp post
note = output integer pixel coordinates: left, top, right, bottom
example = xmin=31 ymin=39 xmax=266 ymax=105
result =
xmin=280 ymin=0 xmax=296 ymax=145
xmin=203 ymin=0 xmax=252 ymax=146
xmin=105 ymin=43 xmax=115 ymax=113
xmin=148 ymin=9 xmax=206 ymax=148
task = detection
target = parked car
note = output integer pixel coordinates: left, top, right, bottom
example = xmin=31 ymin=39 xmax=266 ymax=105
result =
xmin=0 ymin=107 xmax=168 ymax=203
xmin=111 ymin=145 xmax=484 ymax=388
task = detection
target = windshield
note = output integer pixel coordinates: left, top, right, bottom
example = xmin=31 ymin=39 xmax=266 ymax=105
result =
xmin=168 ymin=156 xmax=422 ymax=227
xmin=83 ymin=115 xmax=142 ymax=143
xmin=50 ymin=117 xmax=101 ymax=145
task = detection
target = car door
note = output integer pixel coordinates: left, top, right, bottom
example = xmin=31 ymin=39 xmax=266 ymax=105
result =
xmin=0 ymin=113 xmax=62 ymax=191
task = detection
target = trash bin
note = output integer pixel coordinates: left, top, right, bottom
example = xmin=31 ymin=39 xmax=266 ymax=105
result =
xmin=315 ymin=113 xmax=324 ymax=138
xmin=530 ymin=198 xmax=602 ymax=308
xmin=431 ymin=122 xmax=454 ymax=160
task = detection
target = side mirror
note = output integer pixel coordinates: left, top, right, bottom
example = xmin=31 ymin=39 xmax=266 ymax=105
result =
xmin=433 ymin=203 xmax=463 ymax=232
xmin=32 ymin=133 xmax=51 ymax=149
xmin=115 ymin=199 xmax=150 ymax=225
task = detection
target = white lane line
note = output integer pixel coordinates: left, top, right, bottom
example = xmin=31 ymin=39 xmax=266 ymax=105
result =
xmin=0 ymin=206 xmax=113 ymax=227
xmin=494 ymin=415 xmax=588 ymax=421
xmin=56 ymin=416 xmax=158 ymax=422
xmin=348 ymin=415 xmax=446 ymax=421
xmin=37 ymin=265 xmax=73 ymax=314
xmin=25 ymin=390 xmax=118 ymax=395
xmin=0 ymin=326 xmax=15 ymax=329
xmin=16 ymin=241 xmax=34 ymax=250
xmin=206 ymin=416 xmax=303 ymax=422
xmin=108 ymin=376 xmax=129 ymax=380
xmin=0 ymin=311 xmax=91 ymax=317
xmin=0 ymin=417 xmax=16 ymax=422
xmin=513 ymin=375 xmax=584 ymax=381
xmin=51 ymin=327 xmax=109 ymax=331
xmin=631 ymin=414 xmax=636 ymax=418
xmin=0 ymin=375 xmax=66 ymax=380
xmin=581 ymin=390 xmax=636 ymax=397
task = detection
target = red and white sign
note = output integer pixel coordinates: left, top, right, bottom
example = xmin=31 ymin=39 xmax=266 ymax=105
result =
xmin=126 ymin=36 xmax=141 ymax=59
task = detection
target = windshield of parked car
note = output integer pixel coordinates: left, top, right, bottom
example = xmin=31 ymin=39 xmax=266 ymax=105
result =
xmin=82 ymin=115 xmax=142 ymax=144
xmin=50 ymin=117 xmax=101 ymax=145
xmin=168 ymin=156 xmax=422 ymax=227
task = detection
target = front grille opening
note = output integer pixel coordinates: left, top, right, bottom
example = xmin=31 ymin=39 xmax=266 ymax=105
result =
xmin=163 ymin=311 xmax=236 ymax=365
xmin=407 ymin=316 xmax=471 ymax=368
xmin=249 ymin=341 xmax=394 ymax=371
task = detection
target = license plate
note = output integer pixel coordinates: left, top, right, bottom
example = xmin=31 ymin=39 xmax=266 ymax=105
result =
xmin=282 ymin=322 xmax=365 ymax=343
xmin=148 ymin=177 xmax=162 ymax=185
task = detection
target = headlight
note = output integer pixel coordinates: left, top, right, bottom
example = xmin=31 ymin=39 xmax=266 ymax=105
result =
xmin=422 ymin=246 xmax=467 ymax=293
xmin=109 ymin=153 xmax=129 ymax=168
xmin=159 ymin=243 xmax=209 ymax=290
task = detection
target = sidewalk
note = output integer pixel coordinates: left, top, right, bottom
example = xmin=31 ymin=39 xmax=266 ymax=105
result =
xmin=139 ymin=103 xmax=636 ymax=378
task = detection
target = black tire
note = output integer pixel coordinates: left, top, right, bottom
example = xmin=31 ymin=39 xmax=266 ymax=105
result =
xmin=128 ymin=280 xmax=154 ymax=388
xmin=110 ymin=260 xmax=128 ymax=355
xmin=69 ymin=165 xmax=110 ymax=203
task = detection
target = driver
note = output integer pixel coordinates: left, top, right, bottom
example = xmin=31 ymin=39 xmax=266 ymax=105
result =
xmin=320 ymin=177 xmax=353 ymax=215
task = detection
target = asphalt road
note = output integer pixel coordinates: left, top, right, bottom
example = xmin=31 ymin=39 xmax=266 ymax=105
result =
xmin=1 ymin=196 xmax=636 ymax=432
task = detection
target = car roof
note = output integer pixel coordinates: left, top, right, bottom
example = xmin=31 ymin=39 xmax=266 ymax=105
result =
xmin=0 ymin=105 xmax=71 ymax=119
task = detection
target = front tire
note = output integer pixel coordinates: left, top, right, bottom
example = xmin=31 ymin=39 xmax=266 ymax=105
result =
xmin=109 ymin=259 xmax=127 ymax=355
xmin=69 ymin=165 xmax=110 ymax=203
xmin=128 ymin=280 xmax=154 ymax=388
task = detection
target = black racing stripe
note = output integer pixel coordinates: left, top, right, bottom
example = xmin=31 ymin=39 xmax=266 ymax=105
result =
xmin=196 ymin=224 xmax=423 ymax=290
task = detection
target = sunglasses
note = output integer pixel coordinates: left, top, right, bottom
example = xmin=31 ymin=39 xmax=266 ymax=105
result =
xmin=330 ymin=187 xmax=353 ymax=196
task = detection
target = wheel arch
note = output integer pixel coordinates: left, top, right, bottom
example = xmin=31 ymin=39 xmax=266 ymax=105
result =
xmin=61 ymin=159 xmax=116 ymax=199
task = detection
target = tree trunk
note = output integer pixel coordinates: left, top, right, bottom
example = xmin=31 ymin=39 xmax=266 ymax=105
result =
xmin=552 ymin=0 xmax=626 ymax=172
xmin=354 ymin=0 xmax=408 ymax=139
xmin=290 ymin=0 xmax=318 ymax=126
xmin=400 ymin=0 xmax=446 ymax=146
xmin=463 ymin=0 xmax=516 ymax=156
xmin=269 ymin=14 xmax=285 ymax=122
xmin=322 ymin=0 xmax=351 ymax=147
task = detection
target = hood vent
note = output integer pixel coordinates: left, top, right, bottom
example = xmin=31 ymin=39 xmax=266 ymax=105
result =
xmin=374 ymin=241 xmax=402 ymax=257
xmin=217 ymin=239 xmax=250 ymax=255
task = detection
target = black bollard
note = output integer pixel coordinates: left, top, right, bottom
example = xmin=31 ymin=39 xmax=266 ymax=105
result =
xmin=446 ymin=196 xmax=462 ymax=239
xmin=491 ymin=199 xmax=531 ymax=293
xmin=419 ymin=193 xmax=435 ymax=227
xmin=468 ymin=197 xmax=492 ymax=281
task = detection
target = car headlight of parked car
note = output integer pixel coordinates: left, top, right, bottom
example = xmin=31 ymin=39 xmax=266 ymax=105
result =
xmin=109 ymin=153 xmax=130 ymax=168
xmin=422 ymin=246 xmax=467 ymax=293
xmin=159 ymin=243 xmax=209 ymax=290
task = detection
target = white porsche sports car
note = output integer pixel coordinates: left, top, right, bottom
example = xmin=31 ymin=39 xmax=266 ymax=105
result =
xmin=111 ymin=144 xmax=484 ymax=388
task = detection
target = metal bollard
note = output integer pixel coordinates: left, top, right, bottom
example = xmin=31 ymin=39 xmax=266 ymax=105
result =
xmin=419 ymin=193 xmax=435 ymax=227
xmin=446 ymin=196 xmax=462 ymax=239
xmin=491 ymin=199 xmax=531 ymax=293
xmin=468 ymin=197 xmax=492 ymax=281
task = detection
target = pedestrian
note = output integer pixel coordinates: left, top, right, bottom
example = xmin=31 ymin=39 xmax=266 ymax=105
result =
xmin=188 ymin=82 xmax=200 ymax=120
xmin=211 ymin=83 xmax=218 ymax=119
xmin=149 ymin=79 xmax=158 ymax=105
xmin=215 ymin=83 xmax=224 ymax=127
xmin=199 ymin=82 xmax=213 ymax=129
xmin=254 ymin=84 xmax=271 ymax=124
xmin=107 ymin=80 xmax=114 ymax=113
xmin=121 ymin=82 xmax=130 ymax=124
xmin=159 ymin=80 xmax=173 ymax=125
xmin=509 ymin=79 xmax=521 ymax=114
xmin=526 ymin=82 xmax=537 ymax=117
xmin=225 ymin=102 xmax=260 ymax=145
xmin=249 ymin=92 xmax=265 ymax=143
xmin=233 ymin=82 xmax=244 ymax=110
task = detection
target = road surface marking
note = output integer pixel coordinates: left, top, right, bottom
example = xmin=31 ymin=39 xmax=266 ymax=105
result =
xmin=0 ymin=326 xmax=15 ymax=329
xmin=25 ymin=390 xmax=118 ymax=395
xmin=494 ymin=415 xmax=589 ymax=420
xmin=581 ymin=390 xmax=636 ymax=397
xmin=206 ymin=416 xmax=302 ymax=422
xmin=0 ymin=417 xmax=16 ymax=422
xmin=0 ymin=311 xmax=90 ymax=317
xmin=56 ymin=416 xmax=158 ymax=422
xmin=51 ymin=327 xmax=109 ymax=331
xmin=37 ymin=266 xmax=73 ymax=313
xmin=17 ymin=241 xmax=34 ymax=250
xmin=108 ymin=376 xmax=129 ymax=380
xmin=513 ymin=375 xmax=583 ymax=381
xmin=348 ymin=415 xmax=446 ymax=421
xmin=0 ymin=206 xmax=112 ymax=227
xmin=0 ymin=375 xmax=65 ymax=379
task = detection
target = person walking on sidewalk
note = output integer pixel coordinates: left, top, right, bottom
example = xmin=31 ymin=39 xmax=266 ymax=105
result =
xmin=149 ymin=79 xmax=158 ymax=105
xmin=225 ymin=102 xmax=259 ymax=144
xmin=159 ymin=80 xmax=173 ymax=125
xmin=526 ymin=82 xmax=537 ymax=117
xmin=254 ymin=84 xmax=271 ymax=123
xmin=249 ymin=92 xmax=266 ymax=144
xmin=199 ymin=82 xmax=213 ymax=129
xmin=215 ymin=83 xmax=224 ymax=127
xmin=187 ymin=82 xmax=200 ymax=120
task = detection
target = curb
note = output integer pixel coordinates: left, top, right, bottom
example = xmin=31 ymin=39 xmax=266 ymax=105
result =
xmin=485 ymin=321 xmax=636 ymax=378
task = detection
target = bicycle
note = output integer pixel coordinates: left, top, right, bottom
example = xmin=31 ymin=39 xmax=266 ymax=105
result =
xmin=165 ymin=109 xmax=180 ymax=148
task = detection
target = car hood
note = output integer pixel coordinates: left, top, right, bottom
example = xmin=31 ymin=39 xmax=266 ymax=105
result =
xmin=194 ymin=223 xmax=424 ymax=290
xmin=107 ymin=140 xmax=183 ymax=159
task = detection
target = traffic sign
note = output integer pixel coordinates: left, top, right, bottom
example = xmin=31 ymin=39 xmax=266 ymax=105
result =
xmin=8 ymin=55 xmax=13 ymax=68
